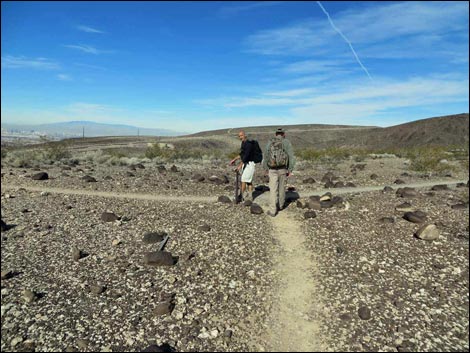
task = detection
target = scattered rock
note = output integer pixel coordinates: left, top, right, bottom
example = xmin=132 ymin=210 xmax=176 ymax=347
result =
xmin=198 ymin=224 xmax=211 ymax=232
xmin=403 ymin=211 xmax=427 ymax=224
xmin=303 ymin=177 xmax=316 ymax=184
xmin=358 ymin=306 xmax=371 ymax=320
xmin=1 ymin=219 xmax=9 ymax=232
xmin=394 ymin=179 xmax=406 ymax=185
xmin=395 ymin=202 xmax=414 ymax=212
xmin=307 ymin=198 xmax=321 ymax=210
xmin=191 ymin=174 xmax=205 ymax=182
xmin=154 ymin=301 xmax=175 ymax=316
xmin=451 ymin=203 xmax=468 ymax=210
xmin=304 ymin=211 xmax=317 ymax=219
xmin=217 ymin=195 xmax=231 ymax=204
xmin=1 ymin=270 xmax=14 ymax=280
xmin=396 ymin=187 xmax=418 ymax=197
xmin=143 ymin=251 xmax=175 ymax=266
xmin=415 ymin=224 xmax=440 ymax=241
xmin=32 ymin=172 xmax=48 ymax=180
xmin=90 ymin=285 xmax=106 ymax=295
xmin=320 ymin=193 xmax=332 ymax=201
xmin=383 ymin=186 xmax=394 ymax=192
xmin=431 ymin=184 xmax=449 ymax=191
xmin=72 ymin=247 xmax=84 ymax=261
xmin=22 ymin=289 xmax=37 ymax=303
xmin=379 ymin=217 xmax=395 ymax=224
xmin=101 ymin=212 xmax=120 ymax=222
xmin=82 ymin=175 xmax=97 ymax=182
xmin=370 ymin=174 xmax=379 ymax=180
xmin=250 ymin=204 xmax=264 ymax=215
xmin=143 ymin=231 xmax=167 ymax=244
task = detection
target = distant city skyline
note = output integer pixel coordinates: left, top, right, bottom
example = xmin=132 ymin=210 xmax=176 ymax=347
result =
xmin=2 ymin=1 xmax=469 ymax=133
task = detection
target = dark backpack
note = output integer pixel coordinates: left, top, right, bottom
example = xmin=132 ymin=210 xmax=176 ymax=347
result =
xmin=249 ymin=140 xmax=263 ymax=163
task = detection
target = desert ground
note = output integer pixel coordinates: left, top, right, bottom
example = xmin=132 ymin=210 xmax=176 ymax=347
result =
xmin=1 ymin=136 xmax=469 ymax=352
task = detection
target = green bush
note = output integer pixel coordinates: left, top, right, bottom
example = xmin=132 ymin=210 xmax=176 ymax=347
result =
xmin=145 ymin=143 xmax=218 ymax=161
xmin=297 ymin=147 xmax=368 ymax=162
xmin=43 ymin=141 xmax=71 ymax=160
xmin=6 ymin=149 xmax=42 ymax=168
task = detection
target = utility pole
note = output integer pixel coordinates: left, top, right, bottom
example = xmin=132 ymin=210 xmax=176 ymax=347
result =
xmin=137 ymin=128 xmax=140 ymax=137
xmin=82 ymin=126 xmax=85 ymax=139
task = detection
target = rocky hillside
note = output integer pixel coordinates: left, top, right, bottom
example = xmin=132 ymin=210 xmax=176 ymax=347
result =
xmin=178 ymin=113 xmax=469 ymax=151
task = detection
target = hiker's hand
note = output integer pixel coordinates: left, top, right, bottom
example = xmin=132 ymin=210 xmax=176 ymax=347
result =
xmin=229 ymin=159 xmax=236 ymax=166
xmin=287 ymin=172 xmax=293 ymax=177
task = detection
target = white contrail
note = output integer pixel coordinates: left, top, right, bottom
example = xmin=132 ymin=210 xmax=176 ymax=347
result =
xmin=316 ymin=1 xmax=372 ymax=81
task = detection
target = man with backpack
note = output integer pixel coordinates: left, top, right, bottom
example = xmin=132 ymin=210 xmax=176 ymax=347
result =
xmin=230 ymin=130 xmax=263 ymax=201
xmin=262 ymin=128 xmax=296 ymax=217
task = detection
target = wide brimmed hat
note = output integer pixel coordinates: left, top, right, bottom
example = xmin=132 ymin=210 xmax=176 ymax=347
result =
xmin=276 ymin=128 xmax=285 ymax=134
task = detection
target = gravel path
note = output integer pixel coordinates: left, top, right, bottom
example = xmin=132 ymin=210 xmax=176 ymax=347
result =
xmin=1 ymin=160 xmax=468 ymax=352
xmin=264 ymin=209 xmax=326 ymax=352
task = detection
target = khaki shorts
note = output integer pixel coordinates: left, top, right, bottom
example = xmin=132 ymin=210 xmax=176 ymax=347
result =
xmin=241 ymin=161 xmax=255 ymax=183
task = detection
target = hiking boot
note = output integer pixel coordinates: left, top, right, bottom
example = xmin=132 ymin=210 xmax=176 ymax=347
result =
xmin=266 ymin=210 xmax=276 ymax=217
xmin=245 ymin=193 xmax=253 ymax=202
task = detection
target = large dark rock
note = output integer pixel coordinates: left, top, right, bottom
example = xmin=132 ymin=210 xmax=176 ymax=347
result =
xmin=396 ymin=187 xmax=418 ymax=197
xmin=218 ymin=195 xmax=231 ymax=204
xmin=191 ymin=173 xmax=205 ymax=182
xmin=143 ymin=231 xmax=167 ymax=244
xmin=101 ymin=212 xmax=120 ymax=222
xmin=304 ymin=211 xmax=317 ymax=219
xmin=431 ymin=184 xmax=449 ymax=191
xmin=1 ymin=219 xmax=8 ymax=232
xmin=451 ymin=203 xmax=468 ymax=210
xmin=250 ymin=204 xmax=264 ymax=215
xmin=144 ymin=251 xmax=175 ymax=266
xmin=307 ymin=198 xmax=321 ymax=210
xmin=358 ymin=306 xmax=371 ymax=320
xmin=153 ymin=302 xmax=175 ymax=316
xmin=82 ymin=175 xmax=97 ymax=182
xmin=303 ymin=177 xmax=316 ymax=184
xmin=32 ymin=172 xmax=48 ymax=180
xmin=198 ymin=224 xmax=211 ymax=232
xmin=403 ymin=211 xmax=427 ymax=224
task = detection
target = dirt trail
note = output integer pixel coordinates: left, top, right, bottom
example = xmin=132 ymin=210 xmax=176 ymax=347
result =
xmin=2 ymin=178 xmax=467 ymax=351
xmin=264 ymin=209 xmax=326 ymax=352
xmin=3 ymin=179 xmax=465 ymax=204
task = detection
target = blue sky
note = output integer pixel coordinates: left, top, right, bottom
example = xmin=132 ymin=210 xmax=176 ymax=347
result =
xmin=1 ymin=1 xmax=469 ymax=133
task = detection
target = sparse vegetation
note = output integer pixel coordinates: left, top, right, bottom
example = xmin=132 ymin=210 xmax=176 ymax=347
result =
xmin=145 ymin=142 xmax=223 ymax=162
xmin=43 ymin=141 xmax=71 ymax=160
xmin=296 ymin=147 xmax=369 ymax=162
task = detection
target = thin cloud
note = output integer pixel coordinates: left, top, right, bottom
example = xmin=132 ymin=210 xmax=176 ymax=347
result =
xmin=64 ymin=45 xmax=111 ymax=55
xmin=1 ymin=55 xmax=60 ymax=70
xmin=316 ymin=1 xmax=372 ymax=80
xmin=244 ymin=1 xmax=469 ymax=61
xmin=73 ymin=63 xmax=107 ymax=70
xmin=57 ymin=74 xmax=72 ymax=81
xmin=77 ymin=25 xmax=105 ymax=34
xmin=218 ymin=1 xmax=284 ymax=18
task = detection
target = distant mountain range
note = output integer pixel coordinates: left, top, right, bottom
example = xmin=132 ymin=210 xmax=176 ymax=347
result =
xmin=1 ymin=120 xmax=186 ymax=138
